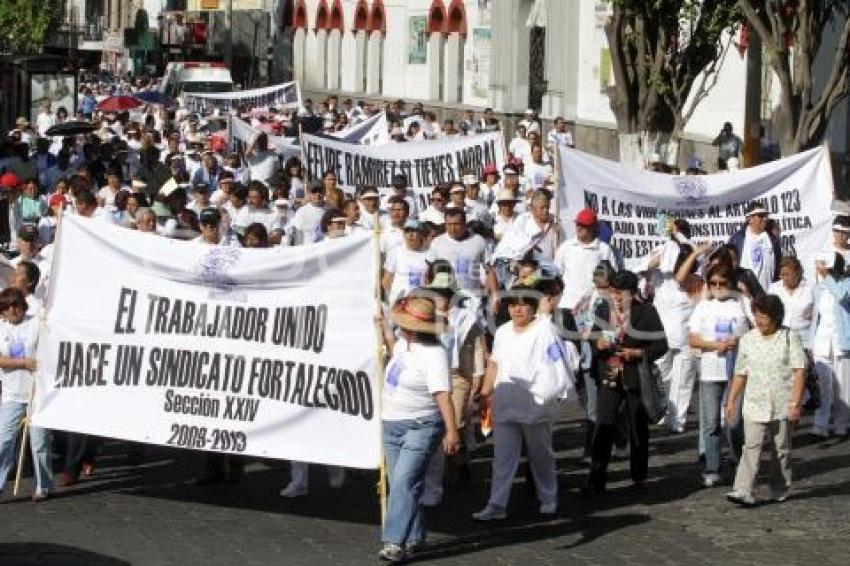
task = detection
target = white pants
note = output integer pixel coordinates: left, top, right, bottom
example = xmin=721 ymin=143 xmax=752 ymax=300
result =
xmin=661 ymin=349 xmax=695 ymax=431
xmin=487 ymin=421 xmax=555 ymax=509
xmin=287 ymin=461 xmax=346 ymax=492
xmin=814 ymin=353 xmax=850 ymax=434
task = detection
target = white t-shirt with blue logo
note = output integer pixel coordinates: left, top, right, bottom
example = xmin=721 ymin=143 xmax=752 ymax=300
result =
xmin=689 ymin=298 xmax=749 ymax=382
xmin=384 ymin=246 xmax=435 ymax=306
xmin=0 ymin=315 xmax=40 ymax=404
xmin=381 ymin=338 xmax=451 ymax=422
xmin=429 ymin=233 xmax=489 ymax=292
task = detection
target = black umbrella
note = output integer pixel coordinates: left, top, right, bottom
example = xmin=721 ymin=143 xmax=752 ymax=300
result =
xmin=45 ymin=121 xmax=97 ymax=137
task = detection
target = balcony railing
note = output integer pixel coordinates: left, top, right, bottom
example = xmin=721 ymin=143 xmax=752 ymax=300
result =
xmin=83 ymin=16 xmax=105 ymax=42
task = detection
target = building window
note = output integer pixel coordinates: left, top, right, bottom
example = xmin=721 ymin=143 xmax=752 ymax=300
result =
xmin=369 ymin=0 xmax=386 ymax=34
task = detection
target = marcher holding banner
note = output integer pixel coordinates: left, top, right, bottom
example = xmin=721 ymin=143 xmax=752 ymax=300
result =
xmin=374 ymin=295 xmax=459 ymax=563
xmin=0 ymin=288 xmax=53 ymax=501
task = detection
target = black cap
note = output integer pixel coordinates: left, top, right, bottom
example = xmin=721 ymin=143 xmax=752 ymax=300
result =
xmin=199 ymin=207 xmax=221 ymax=225
xmin=18 ymin=224 xmax=39 ymax=243
xmin=609 ymin=271 xmax=640 ymax=293
xmin=392 ymin=174 xmax=407 ymax=187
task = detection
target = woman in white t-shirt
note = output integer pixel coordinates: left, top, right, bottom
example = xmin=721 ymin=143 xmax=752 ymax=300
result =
xmin=688 ymin=265 xmax=749 ymax=487
xmin=374 ymin=295 xmax=460 ymax=562
xmin=768 ymin=256 xmax=814 ymax=348
xmin=473 ymin=283 xmax=575 ymax=521
xmin=0 ymin=288 xmax=53 ymax=501
xmin=382 ymin=220 xmax=433 ymax=306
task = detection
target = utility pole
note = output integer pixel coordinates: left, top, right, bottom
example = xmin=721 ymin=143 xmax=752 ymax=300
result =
xmin=742 ymin=32 xmax=762 ymax=168
xmin=225 ymin=0 xmax=233 ymax=68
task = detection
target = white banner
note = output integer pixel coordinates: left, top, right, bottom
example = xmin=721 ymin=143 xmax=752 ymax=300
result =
xmin=230 ymin=116 xmax=301 ymax=161
xmin=329 ymin=111 xmax=389 ymax=145
xmin=184 ymin=81 xmax=301 ymax=113
xmin=556 ymin=146 xmax=834 ymax=274
xmin=302 ymin=131 xmax=506 ymax=193
xmin=31 ymin=216 xmax=380 ymax=469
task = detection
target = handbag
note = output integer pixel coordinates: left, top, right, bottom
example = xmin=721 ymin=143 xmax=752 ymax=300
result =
xmin=637 ymin=352 xmax=668 ymax=423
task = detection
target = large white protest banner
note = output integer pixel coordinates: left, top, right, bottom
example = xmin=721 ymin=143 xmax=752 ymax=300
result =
xmin=301 ymin=131 xmax=506 ymax=194
xmin=31 ymin=216 xmax=380 ymax=469
xmin=557 ymin=146 xmax=834 ymax=273
xmin=184 ymin=80 xmax=301 ymax=113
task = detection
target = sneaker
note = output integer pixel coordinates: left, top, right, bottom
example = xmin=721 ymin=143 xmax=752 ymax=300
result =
xmin=808 ymin=426 xmax=830 ymax=438
xmin=539 ymin=501 xmax=557 ymax=515
xmin=702 ymin=473 xmax=722 ymax=488
xmin=726 ymin=490 xmax=755 ymax=506
xmin=377 ymin=543 xmax=405 ymax=562
xmin=768 ymin=488 xmax=790 ymax=503
xmin=279 ymin=482 xmax=308 ymax=498
xmin=472 ymin=504 xmax=507 ymax=521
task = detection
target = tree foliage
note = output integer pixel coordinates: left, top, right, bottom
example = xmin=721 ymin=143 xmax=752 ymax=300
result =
xmin=739 ymin=0 xmax=850 ymax=155
xmin=0 ymin=0 xmax=63 ymax=55
xmin=605 ymin=0 xmax=740 ymax=163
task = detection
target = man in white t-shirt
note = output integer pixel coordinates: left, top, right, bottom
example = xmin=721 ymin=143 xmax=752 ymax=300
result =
xmin=508 ymin=125 xmax=531 ymax=164
xmin=234 ymin=182 xmax=276 ymax=232
xmin=546 ymin=116 xmax=574 ymax=151
xmin=420 ymin=186 xmax=448 ymax=226
xmin=728 ymin=201 xmax=781 ymax=293
xmin=380 ymin=174 xmax=420 ymax=220
xmin=380 ymin=196 xmax=410 ymax=257
xmin=554 ymin=208 xmax=617 ymax=314
xmin=290 ymin=181 xmax=327 ymax=245
xmin=430 ymin=207 xmax=492 ymax=294
xmin=245 ymin=133 xmax=280 ymax=186
xmin=382 ymin=219 xmax=434 ymax=305
xmin=356 ymin=185 xmax=387 ymax=230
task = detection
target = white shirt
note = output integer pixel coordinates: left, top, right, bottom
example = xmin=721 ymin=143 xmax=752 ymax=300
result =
xmin=524 ymin=161 xmax=553 ymax=189
xmin=813 ymin=284 xmax=841 ymax=358
xmin=769 ymin=279 xmax=814 ymax=348
xmin=739 ymin=228 xmax=775 ymax=292
xmin=380 ymin=225 xmax=405 ymax=257
xmin=290 ymin=203 xmax=326 ymax=245
xmin=246 ymin=151 xmax=280 ymax=185
xmin=0 ymin=315 xmax=40 ymax=403
xmin=382 ymin=338 xmax=451 ymax=421
xmin=385 ymin=246 xmax=434 ymax=305
xmin=689 ymin=298 xmax=749 ymax=382
xmin=419 ymin=206 xmax=445 ymax=226
xmin=649 ymin=240 xmax=695 ymax=349
xmin=36 ymin=112 xmax=54 ymax=136
xmin=234 ymin=206 xmax=276 ymax=231
xmin=554 ymin=238 xmax=617 ymax=310
xmin=429 ymin=232 xmax=489 ymax=291
xmin=508 ymin=137 xmax=531 ymax=162
xmin=547 ymin=129 xmax=574 ymax=148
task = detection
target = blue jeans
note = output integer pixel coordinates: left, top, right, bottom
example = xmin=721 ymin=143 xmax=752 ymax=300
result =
xmin=700 ymin=381 xmax=727 ymax=475
xmin=0 ymin=401 xmax=53 ymax=492
xmin=382 ymin=414 xmax=445 ymax=545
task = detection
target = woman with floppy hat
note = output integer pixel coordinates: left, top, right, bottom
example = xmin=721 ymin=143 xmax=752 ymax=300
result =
xmin=374 ymin=294 xmax=460 ymax=562
xmin=473 ymin=282 xmax=576 ymax=521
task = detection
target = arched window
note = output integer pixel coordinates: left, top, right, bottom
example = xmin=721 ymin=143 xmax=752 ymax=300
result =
xmin=315 ymin=0 xmax=329 ymax=30
xmin=329 ymin=0 xmax=343 ymax=32
xmin=369 ymin=0 xmax=386 ymax=34
xmin=446 ymin=0 xmax=467 ymax=36
xmin=293 ymin=0 xmax=307 ymax=29
xmin=427 ymin=0 xmax=446 ymax=34
xmin=353 ymin=0 xmax=369 ymax=31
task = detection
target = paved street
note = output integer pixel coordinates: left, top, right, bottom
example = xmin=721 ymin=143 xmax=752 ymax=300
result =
xmin=1 ymin=404 xmax=849 ymax=566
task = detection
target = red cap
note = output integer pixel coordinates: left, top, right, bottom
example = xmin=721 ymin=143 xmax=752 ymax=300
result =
xmin=211 ymin=136 xmax=227 ymax=152
xmin=0 ymin=172 xmax=21 ymax=189
xmin=48 ymin=193 xmax=67 ymax=208
xmin=482 ymin=163 xmax=499 ymax=178
xmin=575 ymin=208 xmax=598 ymax=227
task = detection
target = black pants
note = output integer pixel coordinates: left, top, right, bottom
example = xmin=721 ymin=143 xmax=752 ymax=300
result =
xmin=589 ymin=385 xmax=649 ymax=489
xmin=63 ymin=433 xmax=100 ymax=476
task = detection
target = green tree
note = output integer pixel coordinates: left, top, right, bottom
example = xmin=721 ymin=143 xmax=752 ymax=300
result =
xmin=738 ymin=0 xmax=850 ymax=156
xmin=605 ymin=0 xmax=741 ymax=167
xmin=0 ymin=0 xmax=63 ymax=55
